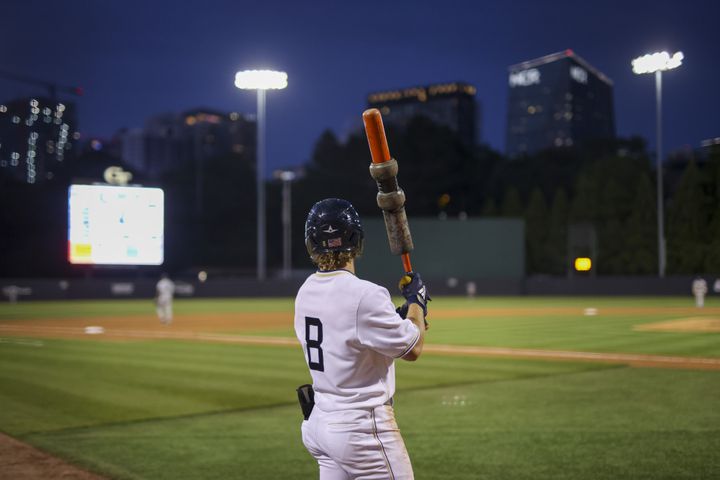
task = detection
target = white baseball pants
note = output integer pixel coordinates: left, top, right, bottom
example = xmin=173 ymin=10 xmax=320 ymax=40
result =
xmin=301 ymin=404 xmax=414 ymax=480
xmin=156 ymin=300 xmax=173 ymax=324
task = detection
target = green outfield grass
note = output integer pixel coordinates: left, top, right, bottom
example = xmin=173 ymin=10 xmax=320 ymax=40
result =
xmin=1 ymin=297 xmax=719 ymax=479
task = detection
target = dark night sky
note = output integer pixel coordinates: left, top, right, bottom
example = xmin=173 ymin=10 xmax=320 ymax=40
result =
xmin=3 ymin=0 xmax=719 ymax=172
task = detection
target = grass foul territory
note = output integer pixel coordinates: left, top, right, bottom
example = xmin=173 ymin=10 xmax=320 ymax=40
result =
xmin=0 ymin=296 xmax=718 ymax=479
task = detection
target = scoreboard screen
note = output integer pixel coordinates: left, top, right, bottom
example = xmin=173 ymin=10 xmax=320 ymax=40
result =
xmin=68 ymin=184 xmax=164 ymax=265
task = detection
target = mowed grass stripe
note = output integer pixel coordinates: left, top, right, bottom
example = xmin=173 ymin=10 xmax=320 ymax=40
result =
xmin=426 ymin=310 xmax=720 ymax=356
xmin=0 ymin=339 xmax=305 ymax=377
xmin=0 ymin=298 xmax=296 ymax=320
xmin=21 ymin=364 xmax=720 ymax=480
xmin=0 ymin=340 xmax=311 ymax=435
xmin=1 ymin=296 xmax=716 ymax=320
xmin=0 ymin=338 xmax=605 ymax=438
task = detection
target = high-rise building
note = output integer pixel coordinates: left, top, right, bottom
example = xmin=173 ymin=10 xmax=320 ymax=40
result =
xmin=117 ymin=108 xmax=255 ymax=178
xmin=367 ymin=82 xmax=479 ymax=146
xmin=505 ymin=50 xmax=615 ymax=157
xmin=116 ymin=108 xmax=256 ymax=215
xmin=0 ymin=97 xmax=79 ymax=184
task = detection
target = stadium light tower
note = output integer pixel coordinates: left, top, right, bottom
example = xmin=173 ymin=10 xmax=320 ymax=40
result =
xmin=235 ymin=69 xmax=288 ymax=281
xmin=631 ymin=51 xmax=683 ymax=278
xmin=273 ymin=169 xmax=300 ymax=279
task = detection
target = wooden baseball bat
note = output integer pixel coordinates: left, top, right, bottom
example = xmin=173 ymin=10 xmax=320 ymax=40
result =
xmin=362 ymin=108 xmax=414 ymax=275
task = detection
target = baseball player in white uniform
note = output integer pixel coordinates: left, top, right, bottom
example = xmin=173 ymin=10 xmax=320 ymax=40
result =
xmin=295 ymin=198 xmax=429 ymax=480
xmin=156 ymin=273 xmax=175 ymax=324
xmin=692 ymin=277 xmax=708 ymax=308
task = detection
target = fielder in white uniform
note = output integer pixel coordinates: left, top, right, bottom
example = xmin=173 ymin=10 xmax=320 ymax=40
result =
xmin=156 ymin=274 xmax=175 ymax=324
xmin=692 ymin=277 xmax=707 ymax=308
xmin=295 ymin=198 xmax=429 ymax=480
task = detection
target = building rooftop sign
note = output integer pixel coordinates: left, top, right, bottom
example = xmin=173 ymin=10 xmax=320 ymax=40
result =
xmin=509 ymin=49 xmax=613 ymax=86
xmin=368 ymin=82 xmax=476 ymax=104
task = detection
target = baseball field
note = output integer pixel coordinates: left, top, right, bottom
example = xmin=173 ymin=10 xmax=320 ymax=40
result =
xmin=1 ymin=296 xmax=719 ymax=479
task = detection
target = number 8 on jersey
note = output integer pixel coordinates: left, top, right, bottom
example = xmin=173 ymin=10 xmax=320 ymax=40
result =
xmin=305 ymin=317 xmax=324 ymax=372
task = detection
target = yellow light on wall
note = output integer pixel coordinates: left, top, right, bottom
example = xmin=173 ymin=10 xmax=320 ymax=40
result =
xmin=574 ymin=257 xmax=592 ymax=272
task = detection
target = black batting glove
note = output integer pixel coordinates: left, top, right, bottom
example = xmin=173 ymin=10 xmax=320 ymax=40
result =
xmin=396 ymin=302 xmax=409 ymax=319
xmin=398 ymin=272 xmax=430 ymax=318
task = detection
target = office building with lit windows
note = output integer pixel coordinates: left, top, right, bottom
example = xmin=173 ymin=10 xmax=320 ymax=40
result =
xmin=505 ymin=50 xmax=615 ymax=157
xmin=117 ymin=108 xmax=255 ymax=178
xmin=367 ymin=82 xmax=479 ymax=146
xmin=0 ymin=97 xmax=78 ymax=184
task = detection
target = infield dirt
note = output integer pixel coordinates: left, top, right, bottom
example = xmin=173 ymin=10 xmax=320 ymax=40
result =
xmin=0 ymin=433 xmax=107 ymax=480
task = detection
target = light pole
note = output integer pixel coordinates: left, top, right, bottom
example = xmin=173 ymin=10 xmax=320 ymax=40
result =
xmin=631 ymin=51 xmax=683 ymax=278
xmin=274 ymin=170 xmax=298 ymax=279
xmin=234 ymin=69 xmax=288 ymax=280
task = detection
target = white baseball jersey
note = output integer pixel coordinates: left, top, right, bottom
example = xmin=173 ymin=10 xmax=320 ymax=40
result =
xmin=692 ymin=278 xmax=707 ymax=296
xmin=294 ymin=270 xmax=420 ymax=412
xmin=156 ymin=278 xmax=175 ymax=302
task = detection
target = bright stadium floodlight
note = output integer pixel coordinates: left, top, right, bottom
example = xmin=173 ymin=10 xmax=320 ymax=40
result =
xmin=631 ymin=51 xmax=683 ymax=278
xmin=234 ymin=69 xmax=288 ymax=281
xmin=234 ymin=70 xmax=288 ymax=90
xmin=631 ymin=51 xmax=683 ymax=74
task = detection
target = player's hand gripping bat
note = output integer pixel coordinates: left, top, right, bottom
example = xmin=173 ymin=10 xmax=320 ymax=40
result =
xmin=362 ymin=108 xmax=428 ymax=325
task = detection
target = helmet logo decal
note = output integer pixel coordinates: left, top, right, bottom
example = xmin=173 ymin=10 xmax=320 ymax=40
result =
xmin=322 ymin=225 xmax=339 ymax=234
xmin=328 ymin=238 xmax=343 ymax=248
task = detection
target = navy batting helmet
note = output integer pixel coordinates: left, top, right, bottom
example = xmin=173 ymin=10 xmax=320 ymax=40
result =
xmin=305 ymin=198 xmax=364 ymax=255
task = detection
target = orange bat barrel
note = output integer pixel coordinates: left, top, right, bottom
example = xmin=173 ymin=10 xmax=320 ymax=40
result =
xmin=363 ymin=109 xmax=391 ymax=164
xmin=362 ymin=108 xmax=414 ymax=273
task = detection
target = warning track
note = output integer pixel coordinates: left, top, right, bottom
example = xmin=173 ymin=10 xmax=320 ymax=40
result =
xmin=1 ymin=323 xmax=719 ymax=371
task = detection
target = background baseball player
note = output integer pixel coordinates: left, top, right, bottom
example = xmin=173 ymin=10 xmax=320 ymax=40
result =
xmin=156 ymin=273 xmax=175 ymax=324
xmin=691 ymin=276 xmax=707 ymax=308
xmin=295 ymin=198 xmax=429 ymax=480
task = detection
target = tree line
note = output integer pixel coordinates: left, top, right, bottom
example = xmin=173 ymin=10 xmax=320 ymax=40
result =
xmin=2 ymin=116 xmax=718 ymax=277
xmin=286 ymin=117 xmax=720 ymax=276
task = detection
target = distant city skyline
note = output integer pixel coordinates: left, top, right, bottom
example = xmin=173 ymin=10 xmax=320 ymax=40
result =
xmin=2 ymin=0 xmax=719 ymax=172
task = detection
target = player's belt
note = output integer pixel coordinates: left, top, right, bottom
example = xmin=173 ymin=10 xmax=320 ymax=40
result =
xmin=384 ymin=397 xmax=394 ymax=407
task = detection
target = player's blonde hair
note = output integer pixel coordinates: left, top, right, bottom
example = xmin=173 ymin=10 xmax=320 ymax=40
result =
xmin=311 ymin=251 xmax=357 ymax=271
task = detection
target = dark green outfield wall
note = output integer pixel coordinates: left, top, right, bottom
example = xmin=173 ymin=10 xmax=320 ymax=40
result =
xmin=357 ymin=217 xmax=525 ymax=283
